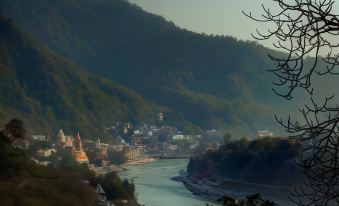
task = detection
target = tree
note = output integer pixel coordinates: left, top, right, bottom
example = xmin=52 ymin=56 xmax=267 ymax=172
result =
xmin=206 ymin=194 xmax=276 ymax=206
xmin=223 ymin=133 xmax=232 ymax=145
xmin=245 ymin=1 xmax=339 ymax=205
xmin=4 ymin=118 xmax=26 ymax=142
xmin=107 ymin=149 xmax=127 ymax=165
xmin=244 ymin=0 xmax=339 ymax=100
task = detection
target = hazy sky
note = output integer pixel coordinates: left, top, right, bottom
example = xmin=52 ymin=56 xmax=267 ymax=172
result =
xmin=128 ymin=0 xmax=339 ymax=50
xmin=127 ymin=0 xmax=280 ymax=48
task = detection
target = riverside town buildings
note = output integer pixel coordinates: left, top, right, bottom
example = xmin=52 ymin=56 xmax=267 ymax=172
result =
xmin=123 ymin=146 xmax=144 ymax=161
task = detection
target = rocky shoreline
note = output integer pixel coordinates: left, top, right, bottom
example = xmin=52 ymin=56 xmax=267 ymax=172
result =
xmin=171 ymin=173 xmax=293 ymax=206
xmin=171 ymin=175 xmax=247 ymax=201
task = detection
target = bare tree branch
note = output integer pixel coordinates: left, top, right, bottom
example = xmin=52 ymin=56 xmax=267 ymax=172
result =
xmin=245 ymin=1 xmax=339 ymax=205
xmin=243 ymin=0 xmax=339 ymax=100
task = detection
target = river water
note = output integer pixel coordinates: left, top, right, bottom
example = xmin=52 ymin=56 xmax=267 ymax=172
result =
xmin=118 ymin=159 xmax=220 ymax=206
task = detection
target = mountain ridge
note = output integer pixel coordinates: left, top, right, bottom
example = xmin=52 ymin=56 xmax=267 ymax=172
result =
xmin=0 ymin=0 xmax=296 ymax=136
xmin=0 ymin=16 xmax=155 ymax=138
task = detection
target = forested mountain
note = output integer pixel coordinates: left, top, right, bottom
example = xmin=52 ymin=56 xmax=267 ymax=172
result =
xmin=0 ymin=17 xmax=154 ymax=137
xmin=188 ymin=137 xmax=303 ymax=186
xmin=187 ymin=137 xmax=305 ymax=204
xmin=0 ymin=0 xmax=296 ymax=135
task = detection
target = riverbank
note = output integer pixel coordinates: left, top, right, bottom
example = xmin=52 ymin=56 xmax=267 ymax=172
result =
xmin=172 ymin=174 xmax=293 ymax=206
xmin=94 ymin=157 xmax=159 ymax=175
xmin=171 ymin=175 xmax=246 ymax=201
xmin=122 ymin=157 xmax=159 ymax=167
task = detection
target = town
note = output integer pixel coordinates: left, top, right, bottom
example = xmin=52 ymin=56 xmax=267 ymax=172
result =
xmin=7 ymin=113 xmax=276 ymax=206
xmin=12 ymin=113 xmax=237 ymax=173
xmin=12 ymin=112 xmax=276 ymax=175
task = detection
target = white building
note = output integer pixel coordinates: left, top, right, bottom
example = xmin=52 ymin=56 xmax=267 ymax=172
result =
xmin=172 ymin=135 xmax=191 ymax=141
xmin=32 ymin=135 xmax=46 ymax=141
xmin=37 ymin=149 xmax=56 ymax=157
xmin=133 ymin=130 xmax=141 ymax=135
xmin=258 ymin=130 xmax=274 ymax=138
xmin=158 ymin=113 xmax=164 ymax=121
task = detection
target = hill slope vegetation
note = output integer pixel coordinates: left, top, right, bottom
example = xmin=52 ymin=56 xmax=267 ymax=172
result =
xmin=0 ymin=0 xmax=297 ymax=135
xmin=0 ymin=17 xmax=154 ymax=137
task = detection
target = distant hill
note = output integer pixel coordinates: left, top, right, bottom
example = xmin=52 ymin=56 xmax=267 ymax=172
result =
xmin=188 ymin=137 xmax=303 ymax=185
xmin=0 ymin=0 xmax=298 ymax=135
xmin=0 ymin=17 xmax=154 ymax=137
xmin=187 ymin=137 xmax=305 ymax=204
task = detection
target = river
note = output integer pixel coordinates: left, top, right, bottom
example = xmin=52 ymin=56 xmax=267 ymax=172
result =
xmin=118 ymin=159 xmax=220 ymax=206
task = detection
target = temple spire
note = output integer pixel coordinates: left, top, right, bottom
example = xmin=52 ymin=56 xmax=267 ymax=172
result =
xmin=75 ymin=132 xmax=83 ymax=151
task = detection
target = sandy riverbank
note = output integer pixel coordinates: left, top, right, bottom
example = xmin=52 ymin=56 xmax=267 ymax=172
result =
xmin=94 ymin=157 xmax=159 ymax=175
xmin=122 ymin=157 xmax=158 ymax=167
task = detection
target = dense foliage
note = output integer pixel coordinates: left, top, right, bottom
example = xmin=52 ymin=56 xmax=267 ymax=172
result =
xmin=0 ymin=131 xmax=96 ymax=206
xmin=90 ymin=172 xmax=136 ymax=203
xmin=107 ymin=149 xmax=127 ymax=165
xmin=0 ymin=0 xmax=298 ymax=135
xmin=0 ymin=16 xmax=154 ymax=138
xmin=188 ymin=137 xmax=303 ymax=186
xmin=212 ymin=194 xmax=276 ymax=206
xmin=0 ymin=120 xmax=139 ymax=206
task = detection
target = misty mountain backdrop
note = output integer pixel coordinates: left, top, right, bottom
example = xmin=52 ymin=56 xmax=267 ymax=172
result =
xmin=0 ymin=0 xmax=301 ymax=138
xmin=0 ymin=17 xmax=154 ymax=136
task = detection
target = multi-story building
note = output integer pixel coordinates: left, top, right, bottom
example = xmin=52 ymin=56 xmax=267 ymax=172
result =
xmin=123 ymin=146 xmax=144 ymax=161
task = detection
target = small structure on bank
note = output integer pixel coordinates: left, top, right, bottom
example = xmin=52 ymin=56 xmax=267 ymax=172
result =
xmin=95 ymin=184 xmax=116 ymax=206
xmin=95 ymin=183 xmax=107 ymax=201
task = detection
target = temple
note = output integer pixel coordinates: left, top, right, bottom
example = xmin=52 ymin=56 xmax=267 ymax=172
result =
xmin=73 ymin=132 xmax=89 ymax=164
xmin=57 ymin=130 xmax=89 ymax=164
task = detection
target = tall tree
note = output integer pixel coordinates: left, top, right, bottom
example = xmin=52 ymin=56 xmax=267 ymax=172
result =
xmin=245 ymin=0 xmax=339 ymax=205
xmin=4 ymin=118 xmax=26 ymax=142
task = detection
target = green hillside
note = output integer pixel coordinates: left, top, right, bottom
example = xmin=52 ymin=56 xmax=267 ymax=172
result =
xmin=188 ymin=137 xmax=303 ymax=186
xmin=0 ymin=17 xmax=154 ymax=138
xmin=0 ymin=0 xmax=279 ymax=99
xmin=0 ymin=120 xmax=139 ymax=206
xmin=0 ymin=127 xmax=96 ymax=206
xmin=0 ymin=0 xmax=296 ymax=135
xmin=187 ymin=137 xmax=305 ymax=204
